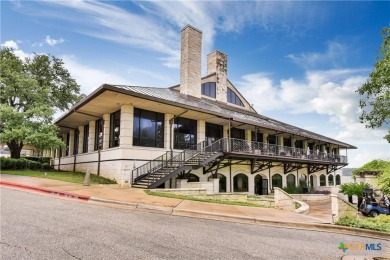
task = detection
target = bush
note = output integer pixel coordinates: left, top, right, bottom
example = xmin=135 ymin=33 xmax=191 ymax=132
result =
xmin=336 ymin=215 xmax=390 ymax=233
xmin=27 ymin=160 xmax=42 ymax=170
xmin=0 ymin=157 xmax=12 ymax=169
xmin=42 ymin=163 xmax=50 ymax=170
xmin=0 ymin=157 xmax=43 ymax=170
xmin=24 ymin=156 xmax=51 ymax=164
xmin=15 ymin=159 xmax=27 ymax=169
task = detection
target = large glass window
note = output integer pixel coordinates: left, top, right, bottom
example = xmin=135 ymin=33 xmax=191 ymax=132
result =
xmin=133 ymin=108 xmax=164 ymax=148
xmin=201 ymin=82 xmax=216 ymax=98
xmin=227 ymin=88 xmax=244 ymax=107
xmin=94 ymin=119 xmax=103 ymax=151
xmin=73 ymin=130 xmax=79 ymax=155
xmin=268 ymin=135 xmax=276 ymax=145
xmin=230 ymin=128 xmax=245 ymax=139
xmin=328 ymin=174 xmax=334 ymax=186
xmin=174 ymin=117 xmax=197 ymax=149
xmin=284 ymin=137 xmax=292 ymax=147
xmin=206 ymin=122 xmax=223 ymax=145
xmin=251 ymin=131 xmax=263 ymax=143
xmin=336 ymin=174 xmax=341 ymax=185
xmin=109 ymin=110 xmax=121 ymax=148
xmin=295 ymin=140 xmax=303 ymax=149
xmin=83 ymin=124 xmax=89 ymax=153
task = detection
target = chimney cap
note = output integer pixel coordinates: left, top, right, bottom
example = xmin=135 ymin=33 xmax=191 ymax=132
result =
xmin=181 ymin=24 xmax=202 ymax=34
xmin=207 ymin=50 xmax=228 ymax=57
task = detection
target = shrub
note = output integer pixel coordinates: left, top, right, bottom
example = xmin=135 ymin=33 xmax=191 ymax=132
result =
xmin=0 ymin=157 xmax=12 ymax=169
xmin=336 ymin=215 xmax=390 ymax=233
xmin=15 ymin=159 xmax=28 ymax=169
xmin=28 ymin=160 xmax=42 ymax=170
xmin=42 ymin=163 xmax=50 ymax=170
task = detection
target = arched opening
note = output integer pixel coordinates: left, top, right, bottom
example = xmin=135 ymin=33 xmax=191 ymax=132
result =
xmin=287 ymin=174 xmax=296 ymax=188
xmin=254 ymin=175 xmax=268 ymax=195
xmin=208 ymin=174 xmax=227 ymax=193
xmin=272 ymin=174 xmax=283 ymax=190
xmin=233 ymin=173 xmax=248 ymax=192
xmin=335 ymin=174 xmax=341 ymax=185
xmin=328 ymin=174 xmax=334 ymax=186
xmin=320 ymin=174 xmax=326 ymax=186
xmin=187 ymin=173 xmax=199 ymax=182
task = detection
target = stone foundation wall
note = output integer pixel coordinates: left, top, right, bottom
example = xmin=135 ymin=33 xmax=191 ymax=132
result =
xmin=291 ymin=194 xmax=329 ymax=201
xmin=274 ymin=187 xmax=294 ymax=211
xmin=331 ymin=194 xmax=358 ymax=223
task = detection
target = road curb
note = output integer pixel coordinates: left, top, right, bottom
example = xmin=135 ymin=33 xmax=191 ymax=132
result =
xmin=0 ymin=180 xmax=91 ymax=201
xmin=2 ymin=180 xmax=389 ymax=240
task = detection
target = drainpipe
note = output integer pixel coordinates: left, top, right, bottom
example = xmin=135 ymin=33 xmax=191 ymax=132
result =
xmin=228 ymin=118 xmax=231 ymax=152
xmin=73 ymin=154 xmax=76 ymax=172
xmin=97 ymin=149 xmax=101 ymax=176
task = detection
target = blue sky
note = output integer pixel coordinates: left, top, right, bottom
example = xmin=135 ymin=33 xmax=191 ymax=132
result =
xmin=2 ymin=0 xmax=389 ymax=168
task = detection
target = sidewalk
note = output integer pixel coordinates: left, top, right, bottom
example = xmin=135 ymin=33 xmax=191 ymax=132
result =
xmin=1 ymin=174 xmax=389 ymax=240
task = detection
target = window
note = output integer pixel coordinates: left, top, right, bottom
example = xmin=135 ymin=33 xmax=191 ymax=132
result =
xmin=320 ymin=174 xmax=326 ymax=186
xmin=109 ymin=110 xmax=121 ymax=148
xmin=336 ymin=174 xmax=341 ymax=185
xmin=272 ymin=174 xmax=283 ymax=189
xmin=295 ymin=140 xmax=303 ymax=149
xmin=251 ymin=131 xmax=263 ymax=143
xmin=94 ymin=119 xmax=103 ymax=151
xmin=208 ymin=173 xmax=227 ymax=193
xmin=233 ymin=173 xmax=248 ymax=192
xmin=187 ymin=173 xmax=199 ymax=182
xmin=201 ymin=82 xmax=216 ymax=98
xmin=83 ymin=124 xmax=89 ymax=153
xmin=287 ymin=174 xmax=295 ymax=188
xmin=73 ymin=130 xmax=79 ymax=155
xmin=227 ymin=88 xmax=244 ymax=107
xmin=206 ymin=123 xmax=223 ymax=145
xmin=174 ymin=117 xmax=197 ymax=149
xmin=268 ymin=135 xmax=276 ymax=145
xmin=284 ymin=138 xmax=292 ymax=147
xmin=133 ymin=108 xmax=164 ymax=148
xmin=230 ymin=128 xmax=245 ymax=139
xmin=328 ymin=174 xmax=334 ymax=186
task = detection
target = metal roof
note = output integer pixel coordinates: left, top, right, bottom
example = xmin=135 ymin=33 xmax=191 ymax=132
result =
xmin=106 ymin=84 xmax=357 ymax=149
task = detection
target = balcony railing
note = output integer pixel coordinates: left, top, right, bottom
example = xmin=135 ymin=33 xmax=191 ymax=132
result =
xmin=228 ymin=138 xmax=347 ymax=164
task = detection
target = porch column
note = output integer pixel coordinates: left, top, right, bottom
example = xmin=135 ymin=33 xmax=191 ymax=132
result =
xmin=62 ymin=133 xmax=67 ymax=157
xmin=197 ymin=120 xmax=205 ymax=143
xmin=245 ymin=129 xmax=251 ymax=141
xmin=78 ymin=126 xmax=84 ymax=154
xmin=69 ymin=130 xmax=75 ymax=156
xmin=303 ymin=140 xmax=308 ymax=150
xmin=292 ymin=137 xmax=296 ymax=148
xmin=88 ymin=120 xmax=96 ymax=152
xmin=263 ymin=133 xmax=268 ymax=144
xmin=223 ymin=125 xmax=229 ymax=138
xmin=120 ymin=104 xmax=134 ymax=148
xmin=165 ymin=113 xmax=173 ymax=149
xmin=51 ymin=148 xmax=55 ymax=158
xmin=279 ymin=136 xmax=284 ymax=146
xmin=102 ymin=114 xmax=110 ymax=150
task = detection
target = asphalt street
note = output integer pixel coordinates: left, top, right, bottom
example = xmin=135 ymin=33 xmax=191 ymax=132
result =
xmin=1 ymin=187 xmax=389 ymax=260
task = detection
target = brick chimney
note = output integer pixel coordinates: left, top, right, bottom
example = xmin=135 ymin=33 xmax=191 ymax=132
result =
xmin=207 ymin=51 xmax=227 ymax=102
xmin=180 ymin=25 xmax=202 ymax=98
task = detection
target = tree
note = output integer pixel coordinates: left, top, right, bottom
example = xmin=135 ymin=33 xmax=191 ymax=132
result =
xmin=0 ymin=48 xmax=80 ymax=158
xmin=340 ymin=182 xmax=371 ymax=206
xmin=357 ymin=27 xmax=390 ymax=142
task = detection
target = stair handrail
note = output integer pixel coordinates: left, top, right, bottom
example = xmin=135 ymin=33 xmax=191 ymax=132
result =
xmin=131 ymin=138 xmax=226 ymax=185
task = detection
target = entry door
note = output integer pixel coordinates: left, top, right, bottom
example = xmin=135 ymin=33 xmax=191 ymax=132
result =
xmin=262 ymin=179 xmax=268 ymax=195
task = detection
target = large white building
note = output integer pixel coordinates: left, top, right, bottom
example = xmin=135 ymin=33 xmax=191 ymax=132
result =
xmin=52 ymin=25 xmax=356 ymax=194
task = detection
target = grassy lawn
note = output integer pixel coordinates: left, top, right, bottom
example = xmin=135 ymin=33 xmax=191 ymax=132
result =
xmin=144 ymin=190 xmax=264 ymax=207
xmin=1 ymin=170 xmax=116 ymax=185
xmin=335 ymin=215 xmax=390 ymax=233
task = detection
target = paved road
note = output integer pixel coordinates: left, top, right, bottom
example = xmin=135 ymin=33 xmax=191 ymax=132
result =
xmin=1 ymin=187 xmax=389 ymax=260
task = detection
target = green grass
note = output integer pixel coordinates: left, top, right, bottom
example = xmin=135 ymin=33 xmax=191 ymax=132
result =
xmin=1 ymin=170 xmax=116 ymax=185
xmin=144 ymin=190 xmax=264 ymax=207
xmin=335 ymin=215 xmax=390 ymax=233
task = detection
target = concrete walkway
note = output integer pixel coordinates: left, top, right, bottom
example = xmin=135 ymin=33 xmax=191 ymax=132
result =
xmin=1 ymin=174 xmax=389 ymax=240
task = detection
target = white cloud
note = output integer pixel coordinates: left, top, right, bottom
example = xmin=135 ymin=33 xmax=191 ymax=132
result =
xmin=1 ymin=40 xmax=31 ymax=60
xmin=61 ymin=55 xmax=131 ymax=95
xmin=44 ymin=35 xmax=64 ymax=46
xmin=30 ymin=1 xmax=321 ymax=69
xmin=287 ymin=41 xmax=348 ymax=69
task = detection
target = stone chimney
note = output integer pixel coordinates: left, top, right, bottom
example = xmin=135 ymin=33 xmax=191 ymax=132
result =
xmin=207 ymin=51 xmax=227 ymax=102
xmin=180 ymin=25 xmax=202 ymax=98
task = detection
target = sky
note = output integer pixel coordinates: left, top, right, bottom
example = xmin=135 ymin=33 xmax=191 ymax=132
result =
xmin=1 ymin=0 xmax=389 ymax=168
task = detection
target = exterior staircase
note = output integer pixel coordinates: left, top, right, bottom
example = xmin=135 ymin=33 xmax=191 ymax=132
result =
xmin=131 ymin=139 xmax=225 ymax=189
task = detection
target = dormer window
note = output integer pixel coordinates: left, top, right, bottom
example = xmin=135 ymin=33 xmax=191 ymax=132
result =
xmin=201 ymin=82 xmax=216 ymax=98
xmin=227 ymin=88 xmax=244 ymax=107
